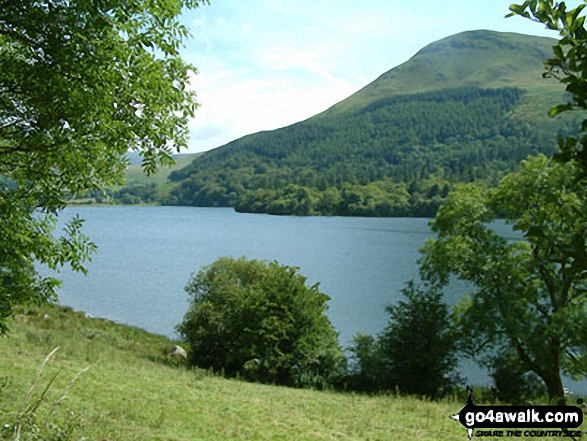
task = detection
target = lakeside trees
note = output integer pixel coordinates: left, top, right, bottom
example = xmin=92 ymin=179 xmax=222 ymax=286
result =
xmin=0 ymin=0 xmax=204 ymax=331
xmin=397 ymin=0 xmax=587 ymax=403
xmin=348 ymin=282 xmax=459 ymax=398
xmin=343 ymin=153 xmax=586 ymax=401
xmin=176 ymin=258 xmax=460 ymax=398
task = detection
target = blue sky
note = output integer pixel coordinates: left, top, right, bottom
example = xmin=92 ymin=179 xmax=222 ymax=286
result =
xmin=179 ymin=0 xmax=575 ymax=153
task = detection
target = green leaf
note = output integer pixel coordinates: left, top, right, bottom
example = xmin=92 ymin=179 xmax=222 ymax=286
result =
xmin=571 ymin=4 xmax=586 ymax=22
xmin=548 ymin=103 xmax=573 ymax=117
xmin=508 ymin=3 xmax=532 ymax=18
xmin=552 ymin=44 xmax=565 ymax=60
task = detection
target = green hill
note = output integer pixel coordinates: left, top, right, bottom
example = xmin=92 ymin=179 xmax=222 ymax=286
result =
xmin=76 ymin=153 xmax=200 ymax=205
xmin=167 ymin=30 xmax=581 ymax=217
xmin=325 ymin=30 xmax=559 ymax=115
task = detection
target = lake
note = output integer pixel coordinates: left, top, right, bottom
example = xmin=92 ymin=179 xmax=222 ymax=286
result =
xmin=55 ymin=206 xmax=440 ymax=344
xmin=51 ymin=206 xmax=585 ymax=391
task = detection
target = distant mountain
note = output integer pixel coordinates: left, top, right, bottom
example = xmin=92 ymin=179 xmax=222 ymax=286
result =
xmin=167 ymin=30 xmax=579 ymax=217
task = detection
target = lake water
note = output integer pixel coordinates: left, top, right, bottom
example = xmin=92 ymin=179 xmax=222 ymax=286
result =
xmin=51 ymin=206 xmax=586 ymax=392
xmin=55 ymin=206 xmax=439 ymax=343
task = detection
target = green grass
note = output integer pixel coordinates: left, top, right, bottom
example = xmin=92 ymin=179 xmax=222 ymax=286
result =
xmin=1 ymin=304 xmax=583 ymax=440
xmin=123 ymin=154 xmax=198 ymax=204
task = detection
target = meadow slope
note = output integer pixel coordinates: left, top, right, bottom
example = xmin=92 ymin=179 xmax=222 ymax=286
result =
xmin=0 ymin=304 xmax=582 ymax=440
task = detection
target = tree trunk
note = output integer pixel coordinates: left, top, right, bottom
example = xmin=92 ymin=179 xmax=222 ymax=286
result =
xmin=513 ymin=338 xmax=565 ymax=403
xmin=541 ymin=369 xmax=565 ymax=404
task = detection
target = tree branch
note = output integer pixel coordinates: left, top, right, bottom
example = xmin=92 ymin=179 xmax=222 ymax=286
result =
xmin=0 ymin=24 xmax=40 ymax=49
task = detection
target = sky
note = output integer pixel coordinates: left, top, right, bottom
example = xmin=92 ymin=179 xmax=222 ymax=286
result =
xmin=179 ymin=0 xmax=575 ymax=154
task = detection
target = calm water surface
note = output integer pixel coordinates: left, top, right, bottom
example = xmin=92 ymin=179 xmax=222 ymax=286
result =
xmin=56 ymin=206 xmax=437 ymax=344
xmin=52 ymin=206 xmax=585 ymax=391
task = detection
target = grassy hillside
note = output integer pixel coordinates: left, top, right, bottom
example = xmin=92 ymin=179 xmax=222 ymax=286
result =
xmin=124 ymin=154 xmax=198 ymax=187
xmin=0 ymin=304 xmax=460 ymax=440
xmin=323 ymin=30 xmax=559 ymax=115
xmin=1 ymin=304 xmax=582 ymax=440
xmin=1 ymin=304 xmax=579 ymax=441
xmin=166 ymin=31 xmax=582 ymax=217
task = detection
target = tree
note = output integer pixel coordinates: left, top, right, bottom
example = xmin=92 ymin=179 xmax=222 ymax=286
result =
xmin=348 ymin=281 xmax=458 ymax=398
xmin=420 ymin=155 xmax=587 ymax=402
xmin=347 ymin=333 xmax=385 ymax=392
xmin=176 ymin=257 xmax=345 ymax=388
xmin=0 ymin=0 xmax=204 ymax=331
xmin=508 ymin=0 xmax=587 ymax=172
xmin=377 ymin=281 xmax=459 ymax=398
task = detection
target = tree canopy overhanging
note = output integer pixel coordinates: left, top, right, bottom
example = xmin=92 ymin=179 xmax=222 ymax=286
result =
xmin=508 ymin=0 xmax=587 ymax=172
xmin=0 ymin=0 xmax=206 ymax=332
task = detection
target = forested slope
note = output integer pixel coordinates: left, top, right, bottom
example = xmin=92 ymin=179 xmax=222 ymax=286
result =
xmin=167 ymin=31 xmax=580 ymax=217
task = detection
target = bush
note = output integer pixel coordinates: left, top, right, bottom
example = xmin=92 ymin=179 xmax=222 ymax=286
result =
xmin=176 ymin=257 xmax=345 ymax=388
xmin=379 ymin=281 xmax=459 ymax=398
xmin=346 ymin=333 xmax=386 ymax=392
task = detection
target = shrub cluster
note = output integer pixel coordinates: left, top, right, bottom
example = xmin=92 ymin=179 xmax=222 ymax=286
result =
xmin=176 ymin=257 xmax=346 ymax=389
xmin=177 ymin=258 xmax=463 ymax=398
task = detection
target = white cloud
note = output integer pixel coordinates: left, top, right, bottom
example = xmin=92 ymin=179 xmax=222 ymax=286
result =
xmin=260 ymin=45 xmax=346 ymax=78
xmin=186 ymin=64 xmax=359 ymax=152
xmin=184 ymin=19 xmax=361 ymax=153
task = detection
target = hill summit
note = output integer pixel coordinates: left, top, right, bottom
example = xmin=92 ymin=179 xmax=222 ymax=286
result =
xmin=167 ymin=30 xmax=577 ymax=217
xmin=325 ymin=30 xmax=557 ymax=115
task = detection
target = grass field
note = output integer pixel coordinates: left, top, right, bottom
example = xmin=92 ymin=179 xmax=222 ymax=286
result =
xmin=1 ymin=304 xmax=583 ymax=440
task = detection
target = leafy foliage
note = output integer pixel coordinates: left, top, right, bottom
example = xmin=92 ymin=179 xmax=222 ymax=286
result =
xmin=419 ymin=155 xmax=587 ymax=401
xmin=378 ymin=282 xmax=459 ymax=398
xmin=176 ymin=257 xmax=345 ymax=389
xmin=348 ymin=282 xmax=458 ymax=398
xmin=490 ymin=352 xmax=547 ymax=404
xmin=0 ymin=0 xmax=203 ymax=331
xmin=347 ymin=333 xmax=384 ymax=393
xmin=0 ymin=204 xmax=95 ymax=334
xmin=508 ymin=0 xmax=587 ymax=171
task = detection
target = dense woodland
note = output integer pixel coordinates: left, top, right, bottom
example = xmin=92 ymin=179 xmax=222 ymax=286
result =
xmin=166 ymin=86 xmax=577 ymax=216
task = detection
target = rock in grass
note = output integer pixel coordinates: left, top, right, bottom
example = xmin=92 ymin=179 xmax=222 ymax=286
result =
xmin=168 ymin=345 xmax=187 ymax=360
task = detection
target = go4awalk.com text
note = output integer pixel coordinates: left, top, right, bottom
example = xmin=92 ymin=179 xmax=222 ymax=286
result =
xmin=474 ymin=429 xmax=582 ymax=438
xmin=450 ymin=388 xmax=584 ymax=439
